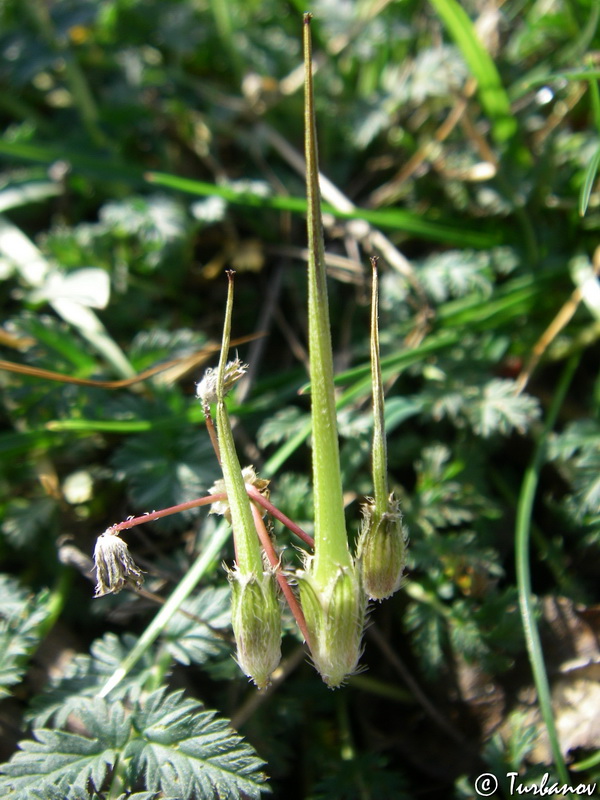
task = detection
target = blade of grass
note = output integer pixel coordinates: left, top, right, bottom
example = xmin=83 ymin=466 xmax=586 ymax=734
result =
xmin=428 ymin=0 xmax=516 ymax=143
xmin=579 ymin=70 xmax=600 ymax=217
xmin=0 ymin=139 xmax=498 ymax=247
xmin=515 ymin=353 xmax=580 ymax=793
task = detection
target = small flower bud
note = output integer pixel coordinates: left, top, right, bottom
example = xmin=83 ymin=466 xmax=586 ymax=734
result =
xmin=357 ymin=494 xmax=407 ymax=601
xmin=196 ymin=358 xmax=247 ymax=405
xmin=93 ymin=529 xmax=144 ymax=597
xmin=297 ymin=560 xmax=365 ymax=688
xmin=229 ymin=566 xmax=281 ymax=689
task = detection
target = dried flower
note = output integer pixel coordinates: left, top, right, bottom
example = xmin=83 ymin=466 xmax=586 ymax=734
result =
xmin=208 ymin=465 xmax=269 ymax=521
xmin=195 ymin=358 xmax=247 ymax=405
xmin=93 ymin=529 xmax=144 ymax=597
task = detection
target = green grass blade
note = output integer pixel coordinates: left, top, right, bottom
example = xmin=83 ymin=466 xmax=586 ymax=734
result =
xmin=579 ymin=144 xmax=600 ymax=217
xmin=515 ymin=354 xmax=580 ymax=792
xmin=0 ymin=139 xmax=497 ymax=247
xmin=428 ymin=0 xmax=516 ymax=143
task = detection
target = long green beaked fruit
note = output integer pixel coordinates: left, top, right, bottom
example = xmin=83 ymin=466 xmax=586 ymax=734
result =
xmin=296 ymin=14 xmax=365 ymax=688
xmin=357 ymin=259 xmax=408 ymax=601
xmin=213 ymin=271 xmax=281 ymax=689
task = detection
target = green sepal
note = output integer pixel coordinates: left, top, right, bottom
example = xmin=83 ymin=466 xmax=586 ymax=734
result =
xmin=357 ymin=494 xmax=407 ymax=601
xmin=229 ymin=567 xmax=282 ymax=689
xmin=297 ymin=558 xmax=365 ymax=688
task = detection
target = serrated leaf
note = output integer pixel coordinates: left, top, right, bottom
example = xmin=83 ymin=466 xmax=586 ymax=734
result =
xmin=0 ymin=698 xmax=131 ymax=798
xmin=467 ymin=379 xmax=540 ymax=437
xmin=257 ymin=406 xmax=308 ymax=449
xmin=548 ymin=418 xmax=600 ymax=517
xmin=3 ymin=690 xmax=268 ymax=799
xmin=27 ymin=633 xmax=155 ymax=727
xmin=162 ymin=585 xmax=232 ymax=666
xmin=100 ymin=194 xmax=189 ymax=243
xmin=1 ymin=496 xmax=59 ymax=549
xmin=404 ymin=600 xmax=446 ymax=677
xmin=128 ymin=327 xmax=208 ymax=374
xmin=419 ymin=250 xmax=493 ymax=303
xmin=548 ymin=419 xmax=600 ymax=462
xmin=125 ymin=688 xmax=268 ymax=799
xmin=26 ymin=777 xmax=102 ymax=799
xmin=0 ymin=575 xmax=53 ymax=699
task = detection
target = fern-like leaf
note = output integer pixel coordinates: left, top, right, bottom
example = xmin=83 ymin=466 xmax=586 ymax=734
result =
xmin=111 ymin=427 xmax=216 ymax=532
xmin=0 ymin=698 xmax=130 ymax=798
xmin=1 ymin=689 xmax=269 ymax=799
xmin=548 ymin=419 xmax=600 ymax=519
xmin=467 ymin=379 xmax=540 ymax=437
xmin=27 ymin=633 xmax=156 ymax=727
xmin=0 ymin=575 xmax=53 ymax=699
xmin=162 ymin=585 xmax=232 ymax=666
xmin=125 ymin=688 xmax=268 ymax=799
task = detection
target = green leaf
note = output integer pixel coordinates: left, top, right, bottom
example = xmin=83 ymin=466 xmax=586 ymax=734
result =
xmin=404 ymin=600 xmax=446 ymax=677
xmin=124 ymin=688 xmax=269 ymax=799
xmin=27 ymin=633 xmax=156 ymax=727
xmin=161 ymin=585 xmax=232 ymax=666
xmin=257 ymin=406 xmax=309 ymax=448
xmin=0 ymin=698 xmax=130 ymax=798
xmin=468 ymin=379 xmax=540 ymax=437
xmin=579 ymin=143 xmax=600 ymax=217
xmin=0 ymin=575 xmax=53 ymax=699
xmin=0 ymin=179 xmax=60 ymax=213
xmin=1 ymin=496 xmax=58 ymax=549
xmin=418 ymin=250 xmax=494 ymax=303
xmin=0 ymin=139 xmax=499 ymax=247
xmin=2 ymin=690 xmax=269 ymax=800
xmin=428 ymin=0 xmax=516 ymax=143
xmin=548 ymin=420 xmax=600 ymax=518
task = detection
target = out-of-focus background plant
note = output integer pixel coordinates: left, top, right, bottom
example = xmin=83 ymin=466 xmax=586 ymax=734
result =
xmin=0 ymin=0 xmax=599 ymax=798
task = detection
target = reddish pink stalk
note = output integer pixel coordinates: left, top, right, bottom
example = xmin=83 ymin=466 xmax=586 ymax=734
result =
xmin=249 ymin=502 xmax=311 ymax=647
xmin=111 ymin=493 xmax=227 ymax=533
xmin=245 ymin=485 xmax=314 ymax=549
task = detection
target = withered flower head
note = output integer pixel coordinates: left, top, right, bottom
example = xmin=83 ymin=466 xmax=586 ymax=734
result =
xmin=195 ymin=357 xmax=248 ymax=405
xmin=208 ymin=465 xmax=270 ymax=521
xmin=93 ymin=529 xmax=144 ymax=597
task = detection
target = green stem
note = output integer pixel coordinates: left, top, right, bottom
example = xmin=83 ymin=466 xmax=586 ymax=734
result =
xmin=515 ymin=354 xmax=580 ymax=793
xmin=304 ymin=13 xmax=351 ymax=587
xmin=370 ymin=258 xmax=388 ymax=517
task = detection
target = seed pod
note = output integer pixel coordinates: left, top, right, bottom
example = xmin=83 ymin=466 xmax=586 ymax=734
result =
xmin=297 ymin=559 xmax=365 ymax=688
xmin=229 ymin=567 xmax=281 ymax=689
xmin=358 ymin=494 xmax=407 ymax=601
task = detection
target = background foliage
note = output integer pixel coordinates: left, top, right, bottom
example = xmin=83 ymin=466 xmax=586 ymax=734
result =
xmin=0 ymin=0 xmax=599 ymax=797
